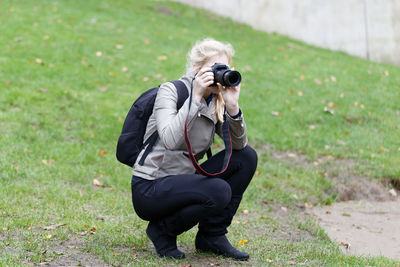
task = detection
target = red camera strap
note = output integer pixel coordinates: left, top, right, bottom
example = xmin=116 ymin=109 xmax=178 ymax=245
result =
xmin=184 ymin=85 xmax=233 ymax=177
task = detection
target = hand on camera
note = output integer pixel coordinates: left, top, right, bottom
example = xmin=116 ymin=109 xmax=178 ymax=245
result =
xmin=193 ymin=67 xmax=216 ymax=102
xmin=220 ymin=83 xmax=240 ymax=116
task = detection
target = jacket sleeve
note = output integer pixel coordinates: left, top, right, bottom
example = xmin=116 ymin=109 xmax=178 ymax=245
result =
xmin=154 ymin=82 xmax=201 ymax=150
xmin=216 ymin=109 xmax=248 ymax=150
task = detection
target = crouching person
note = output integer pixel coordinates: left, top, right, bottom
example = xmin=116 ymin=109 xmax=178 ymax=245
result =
xmin=130 ymin=38 xmax=258 ymax=260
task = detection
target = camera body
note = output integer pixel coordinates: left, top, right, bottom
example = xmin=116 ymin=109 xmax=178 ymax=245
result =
xmin=210 ymin=63 xmax=241 ymax=87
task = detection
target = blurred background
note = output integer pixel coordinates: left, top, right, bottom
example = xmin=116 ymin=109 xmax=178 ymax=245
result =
xmin=174 ymin=0 xmax=400 ymax=66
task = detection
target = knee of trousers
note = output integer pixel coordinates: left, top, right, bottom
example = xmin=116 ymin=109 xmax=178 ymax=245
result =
xmin=237 ymin=145 xmax=258 ymax=171
xmin=204 ymin=179 xmax=232 ymax=211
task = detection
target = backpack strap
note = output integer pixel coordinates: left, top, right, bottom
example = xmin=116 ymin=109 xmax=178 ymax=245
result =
xmin=138 ymin=80 xmax=188 ymax=166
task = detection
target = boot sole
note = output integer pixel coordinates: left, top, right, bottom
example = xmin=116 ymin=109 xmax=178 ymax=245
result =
xmin=196 ymin=247 xmax=249 ymax=261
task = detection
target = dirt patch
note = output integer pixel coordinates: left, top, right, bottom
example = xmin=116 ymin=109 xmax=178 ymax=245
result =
xmin=46 ymin=238 xmax=109 ymax=267
xmin=261 ymin=144 xmax=395 ymax=202
xmin=259 ymin=144 xmax=400 ymax=261
xmin=313 ymin=198 xmax=400 ymax=260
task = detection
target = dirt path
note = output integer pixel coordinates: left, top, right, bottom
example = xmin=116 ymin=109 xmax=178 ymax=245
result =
xmin=313 ymin=198 xmax=400 ymax=260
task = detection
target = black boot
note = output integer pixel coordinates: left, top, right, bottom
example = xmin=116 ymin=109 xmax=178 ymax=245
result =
xmin=195 ymin=232 xmax=249 ymax=260
xmin=146 ymin=221 xmax=185 ymax=259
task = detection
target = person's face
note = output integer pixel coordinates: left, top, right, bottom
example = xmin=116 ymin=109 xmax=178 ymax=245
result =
xmin=203 ymin=53 xmax=230 ymax=70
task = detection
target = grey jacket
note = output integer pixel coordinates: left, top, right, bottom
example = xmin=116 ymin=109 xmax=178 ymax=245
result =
xmin=132 ymin=74 xmax=248 ymax=180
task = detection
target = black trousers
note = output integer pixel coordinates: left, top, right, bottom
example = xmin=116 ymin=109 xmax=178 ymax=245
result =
xmin=131 ymin=145 xmax=258 ymax=236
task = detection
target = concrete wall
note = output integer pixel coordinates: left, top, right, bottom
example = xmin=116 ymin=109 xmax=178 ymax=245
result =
xmin=172 ymin=0 xmax=400 ymax=66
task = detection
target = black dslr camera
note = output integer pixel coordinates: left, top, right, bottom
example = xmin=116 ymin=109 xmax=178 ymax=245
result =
xmin=210 ymin=63 xmax=241 ymax=87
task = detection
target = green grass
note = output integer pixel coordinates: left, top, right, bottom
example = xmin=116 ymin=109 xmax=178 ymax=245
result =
xmin=1 ymin=0 xmax=400 ymax=265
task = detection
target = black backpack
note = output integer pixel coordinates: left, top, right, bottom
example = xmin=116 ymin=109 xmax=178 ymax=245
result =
xmin=116 ymin=80 xmax=188 ymax=167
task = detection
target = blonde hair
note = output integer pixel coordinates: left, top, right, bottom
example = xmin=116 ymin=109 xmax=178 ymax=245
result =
xmin=186 ymin=38 xmax=235 ymax=123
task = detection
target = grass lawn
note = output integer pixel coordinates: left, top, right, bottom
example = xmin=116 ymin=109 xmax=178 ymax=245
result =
xmin=1 ymin=0 xmax=400 ymax=265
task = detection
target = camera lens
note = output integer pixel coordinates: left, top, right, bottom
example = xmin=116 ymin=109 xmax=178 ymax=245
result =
xmin=224 ymin=70 xmax=241 ymax=87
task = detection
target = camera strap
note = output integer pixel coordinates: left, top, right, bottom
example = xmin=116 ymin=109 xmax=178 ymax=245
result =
xmin=184 ymin=81 xmax=233 ymax=177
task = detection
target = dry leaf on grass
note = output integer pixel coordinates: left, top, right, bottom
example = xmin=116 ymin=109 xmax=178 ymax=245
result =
xmin=98 ymin=150 xmax=107 ymax=156
xmin=93 ymin=179 xmax=105 ymax=188
xmin=41 ymin=223 xmax=66 ymax=230
xmin=238 ymin=239 xmax=248 ymax=246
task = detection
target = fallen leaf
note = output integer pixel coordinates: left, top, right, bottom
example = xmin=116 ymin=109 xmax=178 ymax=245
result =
xmin=325 ymin=210 xmax=331 ymax=214
xmin=41 ymin=223 xmax=66 ymax=230
xmin=281 ymin=206 xmax=288 ymax=212
xmin=323 ymin=107 xmax=334 ymax=115
xmin=314 ymin=78 xmax=322 ymax=85
xmin=67 ymin=245 xmax=77 ymax=249
xmin=157 ymin=55 xmax=167 ymax=61
xmin=98 ymin=150 xmax=107 ymax=156
xmin=341 ymin=212 xmax=350 ymax=217
xmin=262 ymin=200 xmax=269 ymax=205
xmin=299 ymin=75 xmax=305 ymax=80
xmin=340 ymin=242 xmax=351 ymax=249
xmin=389 ymin=189 xmax=397 ymax=197
xmin=144 ymin=39 xmax=150 ymax=45
xmin=304 ymin=202 xmax=313 ymax=209
xmin=383 ymin=70 xmax=389 ymax=76
xmin=42 ymin=159 xmax=55 ymax=165
xmin=93 ymin=179 xmax=105 ymax=188
xmin=238 ymin=239 xmax=248 ymax=246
